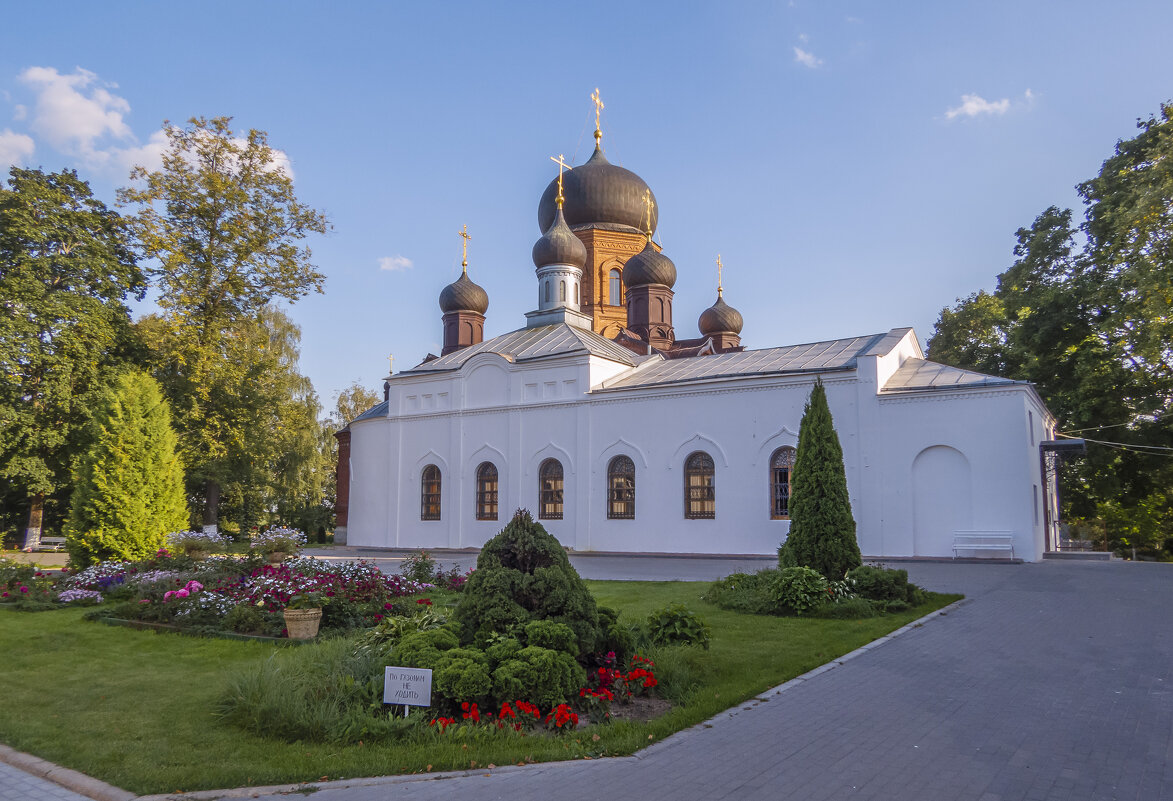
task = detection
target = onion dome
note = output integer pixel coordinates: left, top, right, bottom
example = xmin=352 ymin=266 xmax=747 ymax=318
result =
xmin=439 ymin=269 xmax=489 ymax=315
xmin=622 ymin=239 xmax=677 ymax=288
xmin=532 ymin=205 xmax=587 ymax=269
xmin=537 ymin=144 xmax=659 ymax=234
xmin=699 ymin=293 xmax=743 ymax=335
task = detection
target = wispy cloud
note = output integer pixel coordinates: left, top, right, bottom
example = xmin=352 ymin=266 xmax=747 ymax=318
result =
xmin=18 ymin=66 xmax=133 ymax=163
xmin=793 ymin=46 xmax=823 ymax=69
xmin=0 ymin=128 xmax=35 ymax=168
xmin=945 ymin=89 xmax=1036 ymax=121
xmin=378 ymin=255 xmax=413 ymax=272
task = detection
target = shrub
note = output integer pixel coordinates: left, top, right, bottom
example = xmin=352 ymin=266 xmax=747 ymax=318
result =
xmin=508 ymin=646 xmax=585 ymax=709
xmin=595 ymin=605 xmax=636 ymax=666
xmin=523 ymin=620 xmax=577 ymax=655
xmin=223 ymin=602 xmax=276 ymax=635
xmin=777 ymin=380 xmax=863 ymax=579
xmin=401 ymin=551 xmax=437 ymax=584
xmin=455 ymin=509 xmax=600 ymax=656
xmin=770 ymin=566 xmax=829 ymax=615
xmin=647 ymin=603 xmax=711 ymax=649
xmin=847 ymin=565 xmax=926 ymax=605
xmin=703 ymin=570 xmax=779 ymax=615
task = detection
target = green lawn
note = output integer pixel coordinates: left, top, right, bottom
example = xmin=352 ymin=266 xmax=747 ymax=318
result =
xmin=0 ymin=581 xmax=958 ymax=795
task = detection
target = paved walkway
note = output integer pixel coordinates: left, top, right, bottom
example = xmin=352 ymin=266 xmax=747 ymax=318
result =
xmin=0 ymin=761 xmax=95 ymax=801
xmin=236 ymin=559 xmax=1171 ymax=801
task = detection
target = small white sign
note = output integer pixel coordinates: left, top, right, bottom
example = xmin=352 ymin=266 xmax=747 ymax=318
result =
xmin=383 ymin=666 xmax=432 ymax=706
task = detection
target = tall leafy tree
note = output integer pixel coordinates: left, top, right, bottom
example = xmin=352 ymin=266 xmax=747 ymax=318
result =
xmin=118 ymin=117 xmax=329 ymax=532
xmin=777 ymin=380 xmax=862 ymax=578
xmin=65 ymin=370 xmax=188 ymax=565
xmin=929 ymin=102 xmax=1173 ymax=525
xmin=0 ymin=168 xmax=144 ymax=549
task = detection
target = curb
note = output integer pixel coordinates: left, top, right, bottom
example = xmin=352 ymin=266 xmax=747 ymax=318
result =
xmin=0 ymin=743 xmax=135 ymax=801
xmin=132 ymin=596 xmax=968 ymax=799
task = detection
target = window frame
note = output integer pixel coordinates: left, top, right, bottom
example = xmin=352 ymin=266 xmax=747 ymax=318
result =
xmin=607 ymin=455 xmax=636 ymax=520
xmin=608 ymin=268 xmax=623 ymax=306
xmin=420 ymin=464 xmax=442 ymax=521
xmin=475 ymin=461 xmax=499 ymax=521
xmin=538 ymin=458 xmax=564 ymax=520
xmin=770 ymin=446 xmax=796 ymax=519
xmin=683 ymin=451 xmax=715 ymax=519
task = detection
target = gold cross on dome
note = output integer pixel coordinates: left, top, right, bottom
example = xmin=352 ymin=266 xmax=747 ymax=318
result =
xmin=550 ymin=154 xmax=571 ymax=206
xmin=590 ymin=88 xmax=604 ymax=141
xmin=717 ymin=254 xmax=724 ymax=297
xmin=458 ymin=225 xmax=471 ymax=271
xmin=642 ymin=188 xmax=655 ymax=239
xmin=387 ymin=353 xmax=394 ymax=374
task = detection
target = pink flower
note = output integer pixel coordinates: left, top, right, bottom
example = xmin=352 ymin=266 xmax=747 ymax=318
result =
xmin=163 ymin=591 xmax=175 ymax=601
xmin=20 ymin=586 xmax=29 ymax=594
xmin=176 ymin=589 xmax=189 ymax=598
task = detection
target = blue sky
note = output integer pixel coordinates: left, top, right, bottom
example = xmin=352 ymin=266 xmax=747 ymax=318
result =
xmin=3 ymin=1 xmax=1172 ymax=410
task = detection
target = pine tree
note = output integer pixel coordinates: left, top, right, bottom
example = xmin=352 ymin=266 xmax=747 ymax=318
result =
xmin=778 ymin=379 xmax=862 ymax=578
xmin=65 ymin=371 xmax=189 ymax=565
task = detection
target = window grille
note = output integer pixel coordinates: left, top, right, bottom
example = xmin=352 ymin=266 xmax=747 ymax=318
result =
xmin=684 ymin=451 xmax=715 ymax=519
xmin=475 ymin=462 xmax=498 ymax=521
xmin=539 ymin=458 xmax=564 ymax=520
xmin=420 ymin=464 xmax=441 ymax=520
xmin=607 ymin=455 xmax=635 ymax=519
xmin=770 ymin=447 xmax=796 ymax=519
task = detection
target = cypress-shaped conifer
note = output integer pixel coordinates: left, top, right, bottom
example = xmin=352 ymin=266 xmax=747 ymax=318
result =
xmin=777 ymin=379 xmax=862 ymax=578
xmin=65 ymin=370 xmax=188 ymax=565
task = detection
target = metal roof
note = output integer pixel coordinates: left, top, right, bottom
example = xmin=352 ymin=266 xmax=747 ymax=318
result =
xmin=351 ymin=400 xmax=388 ymax=423
xmin=881 ymin=358 xmax=1023 ymax=393
xmin=596 ymin=330 xmax=898 ymax=391
xmin=406 ymin=324 xmax=636 ymax=373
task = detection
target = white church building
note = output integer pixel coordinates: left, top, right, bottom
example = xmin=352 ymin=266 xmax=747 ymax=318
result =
xmin=335 ymin=111 xmax=1057 ymax=562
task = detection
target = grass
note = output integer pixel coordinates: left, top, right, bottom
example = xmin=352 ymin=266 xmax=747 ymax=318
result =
xmin=0 ymin=581 xmax=959 ymax=795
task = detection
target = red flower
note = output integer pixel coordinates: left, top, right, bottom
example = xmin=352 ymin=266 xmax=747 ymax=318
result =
xmin=384 ymin=602 xmax=393 ymax=610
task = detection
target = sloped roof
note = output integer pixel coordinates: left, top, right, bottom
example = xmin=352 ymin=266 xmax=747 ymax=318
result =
xmin=406 ymin=324 xmax=636 ymax=373
xmin=881 ymin=358 xmax=1023 ymax=392
xmin=595 ymin=330 xmax=901 ymax=391
xmin=351 ymin=400 xmax=388 ymax=423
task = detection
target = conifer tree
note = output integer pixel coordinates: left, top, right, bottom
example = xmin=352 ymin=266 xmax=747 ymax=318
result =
xmin=65 ymin=371 xmax=188 ymax=565
xmin=778 ymin=380 xmax=862 ymax=578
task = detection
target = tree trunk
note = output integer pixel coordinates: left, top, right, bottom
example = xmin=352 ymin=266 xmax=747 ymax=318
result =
xmin=22 ymin=493 xmax=44 ymax=551
xmin=203 ymin=479 xmax=220 ymax=536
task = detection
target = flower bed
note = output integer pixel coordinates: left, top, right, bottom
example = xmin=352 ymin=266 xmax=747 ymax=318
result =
xmin=2 ymin=549 xmax=439 ymax=638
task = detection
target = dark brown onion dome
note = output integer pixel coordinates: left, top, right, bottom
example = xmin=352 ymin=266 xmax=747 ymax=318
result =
xmin=532 ymin=206 xmax=587 ymax=269
xmin=537 ymin=145 xmax=658 ymax=234
xmin=698 ymin=294 xmax=743 ymax=335
xmin=622 ymin=239 xmax=677 ymax=288
xmin=439 ymin=270 xmax=489 ymax=314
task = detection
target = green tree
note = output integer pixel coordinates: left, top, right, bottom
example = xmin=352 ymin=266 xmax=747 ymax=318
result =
xmin=777 ymin=380 xmax=862 ymax=578
xmin=118 ymin=117 xmax=329 ymax=532
xmin=928 ymin=102 xmax=1173 ymax=520
xmin=0 ymin=168 xmax=144 ymax=549
xmin=65 ymin=370 xmax=188 ymax=565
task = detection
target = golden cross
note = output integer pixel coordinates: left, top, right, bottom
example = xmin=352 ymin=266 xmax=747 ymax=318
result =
xmin=458 ymin=224 xmax=471 ymax=271
xmin=550 ymin=154 xmax=571 ymax=206
xmin=590 ymin=88 xmax=604 ymax=142
xmin=387 ymin=353 xmax=394 ymax=374
xmin=642 ymin=188 xmax=655 ymax=239
xmin=716 ymin=254 xmax=724 ymax=297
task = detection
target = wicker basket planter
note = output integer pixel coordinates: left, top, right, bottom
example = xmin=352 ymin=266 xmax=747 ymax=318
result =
xmin=266 ymin=551 xmax=289 ymax=564
xmin=283 ymin=608 xmax=322 ymax=639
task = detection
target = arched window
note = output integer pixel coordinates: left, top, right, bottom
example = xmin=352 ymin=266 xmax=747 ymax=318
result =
xmin=475 ymin=462 xmax=498 ymax=521
xmin=544 ymin=280 xmax=551 ymax=302
xmin=770 ymin=447 xmax=796 ymax=519
xmin=560 ymin=280 xmax=567 ymax=302
xmin=539 ymin=458 xmax=564 ymax=520
xmin=684 ymin=451 xmax=715 ymax=519
xmin=607 ymin=455 xmax=635 ymax=519
xmin=420 ymin=465 xmax=441 ymax=520
xmin=609 ymin=269 xmax=622 ymax=306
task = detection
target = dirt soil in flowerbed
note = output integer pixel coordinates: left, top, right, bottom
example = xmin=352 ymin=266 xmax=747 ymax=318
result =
xmin=607 ymin=696 xmax=673 ymax=723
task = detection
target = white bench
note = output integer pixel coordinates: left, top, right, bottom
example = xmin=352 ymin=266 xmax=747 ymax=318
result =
xmin=952 ymin=531 xmax=1015 ymax=560
xmin=35 ymin=536 xmax=66 ymax=552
